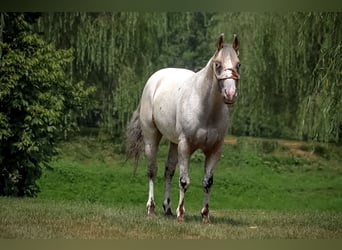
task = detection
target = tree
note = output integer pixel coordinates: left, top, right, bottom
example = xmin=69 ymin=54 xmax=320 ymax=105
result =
xmin=34 ymin=12 xmax=341 ymax=144
xmin=210 ymin=12 xmax=342 ymax=143
xmin=0 ymin=13 xmax=95 ymax=196
xmin=37 ymin=13 xmax=213 ymax=141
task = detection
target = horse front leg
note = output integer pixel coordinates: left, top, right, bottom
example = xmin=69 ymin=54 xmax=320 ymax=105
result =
xmin=201 ymin=144 xmax=222 ymax=223
xmin=176 ymin=139 xmax=191 ymax=222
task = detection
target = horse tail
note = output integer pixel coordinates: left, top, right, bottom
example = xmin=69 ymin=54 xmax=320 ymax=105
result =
xmin=125 ymin=104 xmax=144 ymax=173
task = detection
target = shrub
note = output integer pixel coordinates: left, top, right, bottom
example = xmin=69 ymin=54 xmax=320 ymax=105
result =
xmin=0 ymin=13 xmax=95 ymax=196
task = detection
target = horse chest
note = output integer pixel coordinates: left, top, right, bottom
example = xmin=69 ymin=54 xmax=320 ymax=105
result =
xmin=179 ymin=105 xmax=228 ymax=149
xmin=195 ymin=127 xmax=221 ymax=148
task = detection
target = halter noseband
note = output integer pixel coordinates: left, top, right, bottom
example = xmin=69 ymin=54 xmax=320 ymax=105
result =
xmin=214 ymin=67 xmax=240 ymax=81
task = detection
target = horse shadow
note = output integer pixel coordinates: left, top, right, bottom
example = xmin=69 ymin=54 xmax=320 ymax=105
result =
xmin=163 ymin=212 xmax=248 ymax=227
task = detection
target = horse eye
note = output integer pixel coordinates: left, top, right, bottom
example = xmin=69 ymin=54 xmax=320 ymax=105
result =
xmin=215 ymin=62 xmax=221 ymax=69
xmin=236 ymin=62 xmax=241 ymax=73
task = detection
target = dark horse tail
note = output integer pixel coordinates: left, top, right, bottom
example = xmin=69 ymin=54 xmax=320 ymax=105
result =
xmin=125 ymin=104 xmax=144 ymax=173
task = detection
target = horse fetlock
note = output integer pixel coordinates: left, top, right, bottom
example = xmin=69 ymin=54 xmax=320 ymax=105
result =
xmin=201 ymin=205 xmax=210 ymax=224
xmin=163 ymin=198 xmax=173 ymax=216
xmin=176 ymin=206 xmax=185 ymax=222
xmin=164 ymin=207 xmax=173 ymax=216
xmin=146 ymin=200 xmax=155 ymax=216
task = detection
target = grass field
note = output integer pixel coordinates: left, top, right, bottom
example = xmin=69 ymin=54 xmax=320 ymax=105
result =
xmin=1 ymin=136 xmax=342 ymax=239
xmin=1 ymin=197 xmax=341 ymax=239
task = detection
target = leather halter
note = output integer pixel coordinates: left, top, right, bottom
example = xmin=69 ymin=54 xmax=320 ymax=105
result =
xmin=214 ymin=67 xmax=240 ymax=81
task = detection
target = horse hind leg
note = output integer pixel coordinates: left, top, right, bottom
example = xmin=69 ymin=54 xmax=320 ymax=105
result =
xmin=163 ymin=142 xmax=178 ymax=216
xmin=176 ymin=138 xmax=191 ymax=222
xmin=145 ymin=131 xmax=162 ymax=217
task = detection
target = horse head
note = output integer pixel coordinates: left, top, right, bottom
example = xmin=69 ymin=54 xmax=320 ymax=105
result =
xmin=212 ymin=34 xmax=240 ymax=105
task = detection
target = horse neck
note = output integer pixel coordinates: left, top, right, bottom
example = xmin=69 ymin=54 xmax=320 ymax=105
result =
xmin=195 ymin=60 xmax=224 ymax=112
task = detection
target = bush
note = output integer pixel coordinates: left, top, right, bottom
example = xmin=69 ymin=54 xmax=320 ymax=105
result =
xmin=0 ymin=13 xmax=95 ymax=196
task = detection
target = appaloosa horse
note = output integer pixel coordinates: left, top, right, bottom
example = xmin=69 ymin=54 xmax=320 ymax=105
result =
xmin=126 ymin=34 xmax=240 ymax=223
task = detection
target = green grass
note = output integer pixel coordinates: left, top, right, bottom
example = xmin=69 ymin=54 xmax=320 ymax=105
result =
xmin=1 ymin=136 xmax=342 ymax=239
xmin=1 ymin=197 xmax=341 ymax=239
xmin=37 ymin=136 xmax=342 ymax=212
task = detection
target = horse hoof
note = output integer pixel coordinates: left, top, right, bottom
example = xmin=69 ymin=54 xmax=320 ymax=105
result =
xmin=201 ymin=212 xmax=210 ymax=224
xmin=147 ymin=214 xmax=155 ymax=220
xmin=164 ymin=208 xmax=173 ymax=216
xmin=177 ymin=216 xmax=184 ymax=223
xmin=202 ymin=216 xmax=210 ymax=224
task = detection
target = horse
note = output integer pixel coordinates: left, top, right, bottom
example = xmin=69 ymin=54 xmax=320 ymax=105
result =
xmin=126 ymin=34 xmax=240 ymax=223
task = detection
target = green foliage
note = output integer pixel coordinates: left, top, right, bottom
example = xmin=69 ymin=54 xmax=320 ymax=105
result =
xmin=37 ymin=13 xmax=160 ymax=138
xmin=36 ymin=12 xmax=342 ymax=143
xmin=0 ymin=13 xmax=95 ymax=196
xmin=37 ymin=13 xmax=214 ymax=140
xmin=213 ymin=13 xmax=342 ymax=143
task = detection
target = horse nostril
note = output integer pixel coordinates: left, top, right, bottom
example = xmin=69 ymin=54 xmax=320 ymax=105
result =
xmin=229 ymin=88 xmax=235 ymax=98
xmin=224 ymin=89 xmax=230 ymax=98
xmin=225 ymin=87 xmax=235 ymax=99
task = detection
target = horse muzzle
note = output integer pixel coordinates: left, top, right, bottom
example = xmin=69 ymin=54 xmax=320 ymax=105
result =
xmin=223 ymin=90 xmax=237 ymax=105
xmin=219 ymin=78 xmax=238 ymax=105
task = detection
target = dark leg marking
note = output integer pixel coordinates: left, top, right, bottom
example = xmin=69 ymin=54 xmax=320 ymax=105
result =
xmin=177 ymin=199 xmax=185 ymax=222
xmin=201 ymin=204 xmax=209 ymax=217
xmin=203 ymin=175 xmax=214 ymax=193
xmin=179 ymin=177 xmax=189 ymax=191
xmin=147 ymin=199 xmax=155 ymax=216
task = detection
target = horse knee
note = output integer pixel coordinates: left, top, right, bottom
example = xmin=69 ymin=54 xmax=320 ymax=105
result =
xmin=179 ymin=176 xmax=190 ymax=191
xmin=203 ymin=175 xmax=214 ymax=192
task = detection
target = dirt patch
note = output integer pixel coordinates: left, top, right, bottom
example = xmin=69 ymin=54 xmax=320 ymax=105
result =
xmin=224 ymin=136 xmax=238 ymax=145
xmin=224 ymin=136 xmax=318 ymax=161
xmin=278 ymin=139 xmax=318 ymax=161
xmin=287 ymin=147 xmax=317 ymax=161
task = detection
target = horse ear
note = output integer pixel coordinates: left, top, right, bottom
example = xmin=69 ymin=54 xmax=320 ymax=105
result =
xmin=217 ymin=33 xmax=224 ymax=51
xmin=232 ymin=34 xmax=239 ymax=55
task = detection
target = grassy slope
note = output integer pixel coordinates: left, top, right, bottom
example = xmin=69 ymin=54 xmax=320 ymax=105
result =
xmin=38 ymin=136 xmax=342 ymax=212
xmin=1 ymin=136 xmax=342 ymax=239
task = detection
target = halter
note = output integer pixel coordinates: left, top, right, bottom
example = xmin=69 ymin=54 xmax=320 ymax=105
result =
xmin=214 ymin=67 xmax=240 ymax=81
xmin=214 ymin=64 xmax=240 ymax=102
